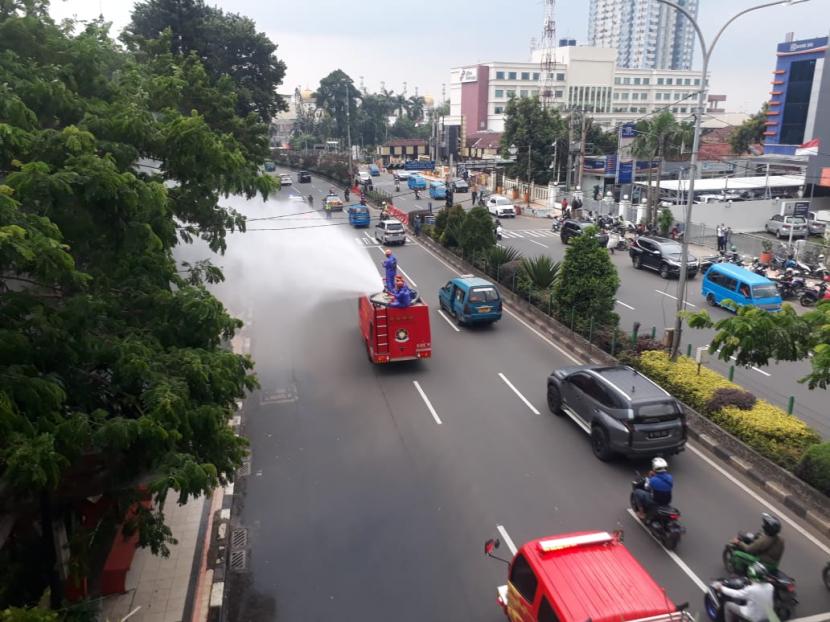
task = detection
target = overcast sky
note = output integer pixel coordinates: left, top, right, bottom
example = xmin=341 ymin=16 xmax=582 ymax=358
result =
xmin=48 ymin=0 xmax=828 ymax=115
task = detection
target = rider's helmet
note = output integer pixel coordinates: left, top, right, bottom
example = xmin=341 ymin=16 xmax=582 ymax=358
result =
xmin=652 ymin=457 xmax=668 ymax=472
xmin=785 ymin=268 xmax=794 ymax=276
xmin=730 ymin=245 xmax=737 ymax=252
xmin=761 ymin=512 xmax=781 ymax=537
xmin=747 ymin=562 xmax=766 ymax=582
xmin=384 ymin=249 xmax=392 ymax=256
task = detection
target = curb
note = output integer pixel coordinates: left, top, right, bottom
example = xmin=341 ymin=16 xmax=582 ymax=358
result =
xmin=416 ymin=231 xmax=830 ymax=537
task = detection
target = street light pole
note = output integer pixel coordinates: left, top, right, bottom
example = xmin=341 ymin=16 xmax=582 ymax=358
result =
xmin=527 ymin=143 xmax=532 ymax=211
xmin=345 ymin=83 xmax=353 ymax=184
xmin=659 ymin=0 xmax=810 ymax=360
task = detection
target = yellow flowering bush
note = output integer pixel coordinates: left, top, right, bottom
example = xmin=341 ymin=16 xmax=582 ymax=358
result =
xmin=637 ymin=350 xmax=820 ymax=470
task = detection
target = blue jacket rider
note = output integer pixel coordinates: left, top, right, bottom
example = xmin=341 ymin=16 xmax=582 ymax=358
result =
xmin=634 ymin=457 xmax=673 ymax=520
xmin=383 ymin=249 xmax=397 ymax=292
xmin=389 ymin=283 xmax=413 ymax=308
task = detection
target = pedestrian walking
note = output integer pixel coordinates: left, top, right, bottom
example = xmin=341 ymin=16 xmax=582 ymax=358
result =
xmin=560 ymin=197 xmax=569 ymax=217
xmin=414 ymin=215 xmax=422 ymax=237
xmin=471 ymin=183 xmax=478 ymax=206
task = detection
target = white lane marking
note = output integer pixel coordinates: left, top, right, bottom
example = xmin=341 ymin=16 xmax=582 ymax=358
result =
xmin=525 ymin=231 xmax=544 ymax=237
xmin=498 ymin=373 xmax=541 ymax=415
xmin=727 ymin=355 xmax=771 ymax=377
xmin=615 ymin=299 xmax=635 ymax=310
xmin=500 ymin=231 xmax=520 ymax=238
xmin=789 ymin=613 xmax=830 ymax=622
xmin=529 ymin=239 xmax=549 ymax=249
xmin=410 ymin=239 xmax=581 ymax=364
xmin=437 ymin=309 xmax=461 ymax=332
xmin=413 ymin=381 xmax=442 ymax=425
xmin=654 ymin=289 xmax=697 ymax=308
xmin=397 ymin=265 xmax=418 ymax=287
xmin=497 ymin=525 xmax=518 ymax=556
xmin=688 ymin=443 xmax=830 ymax=557
xmin=626 ymin=509 xmax=707 ymax=593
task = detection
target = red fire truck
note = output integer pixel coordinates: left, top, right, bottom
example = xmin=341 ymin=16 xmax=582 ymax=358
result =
xmin=358 ymin=292 xmax=431 ymax=363
xmin=485 ymin=530 xmax=691 ymax=622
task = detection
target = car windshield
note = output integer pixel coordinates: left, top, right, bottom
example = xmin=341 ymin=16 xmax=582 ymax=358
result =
xmin=386 ymin=223 xmax=404 ymax=232
xmin=786 ymin=217 xmax=806 ymax=224
xmin=494 ymin=197 xmax=511 ymax=205
xmin=752 ymin=284 xmax=778 ymax=299
xmin=469 ymin=287 xmax=499 ymax=303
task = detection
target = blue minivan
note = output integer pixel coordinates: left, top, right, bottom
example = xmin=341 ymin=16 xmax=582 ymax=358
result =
xmin=701 ymin=263 xmax=782 ymax=312
xmin=428 ymin=181 xmax=447 ymax=200
xmin=368 ymin=164 xmax=380 ymax=176
xmin=407 ymin=174 xmax=427 ymax=190
xmin=438 ymin=276 xmax=502 ymax=325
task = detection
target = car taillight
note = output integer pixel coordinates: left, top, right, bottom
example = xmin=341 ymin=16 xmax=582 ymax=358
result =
xmin=668 ymin=513 xmax=680 ymax=520
xmin=786 ymin=583 xmax=796 ymax=592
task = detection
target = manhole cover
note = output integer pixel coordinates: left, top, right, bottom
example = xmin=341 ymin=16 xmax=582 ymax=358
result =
xmin=237 ymin=460 xmax=251 ymax=477
xmin=231 ymin=528 xmax=248 ymax=549
xmin=230 ymin=549 xmax=247 ymax=572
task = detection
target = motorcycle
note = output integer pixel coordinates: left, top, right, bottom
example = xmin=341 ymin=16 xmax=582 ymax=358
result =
xmin=722 ymin=532 xmax=798 ymax=620
xmin=748 ymin=258 xmax=767 ymax=277
xmin=551 ymin=216 xmax=564 ymax=233
xmin=704 ymin=576 xmax=750 ymax=622
xmin=774 ymin=275 xmax=807 ymax=301
xmin=630 ymin=476 xmax=685 ymax=550
xmin=799 ymin=277 xmax=830 ymax=307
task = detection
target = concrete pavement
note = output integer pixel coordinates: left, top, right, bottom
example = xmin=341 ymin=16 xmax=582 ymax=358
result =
xmin=209 ymin=170 xmax=830 ymax=622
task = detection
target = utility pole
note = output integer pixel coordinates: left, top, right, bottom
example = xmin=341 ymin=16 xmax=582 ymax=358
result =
xmin=527 ymin=144 xmax=533 ymax=211
xmin=345 ymin=83 xmax=353 ymax=183
xmin=577 ymin=113 xmax=589 ymax=189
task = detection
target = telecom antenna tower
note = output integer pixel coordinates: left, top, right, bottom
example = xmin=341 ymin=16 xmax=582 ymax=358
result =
xmin=539 ymin=0 xmax=556 ymax=108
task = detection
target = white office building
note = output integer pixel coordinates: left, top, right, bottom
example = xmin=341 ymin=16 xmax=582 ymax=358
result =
xmin=588 ymin=0 xmax=698 ymax=71
xmin=448 ymin=44 xmax=708 ymax=135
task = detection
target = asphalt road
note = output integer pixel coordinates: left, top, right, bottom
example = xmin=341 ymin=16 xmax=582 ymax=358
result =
xmin=204 ymin=169 xmax=830 ymax=622
xmin=367 ymin=172 xmax=829 ymax=439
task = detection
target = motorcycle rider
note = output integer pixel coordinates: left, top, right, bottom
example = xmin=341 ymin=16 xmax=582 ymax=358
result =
xmin=733 ymin=513 xmax=784 ymax=569
xmin=714 ymin=563 xmax=774 ymax=622
xmin=307 ymin=194 xmax=314 ymax=207
xmin=633 ymin=457 xmax=673 ymax=523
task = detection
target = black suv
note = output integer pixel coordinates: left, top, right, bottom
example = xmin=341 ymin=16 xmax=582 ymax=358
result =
xmin=559 ymin=219 xmax=609 ymax=247
xmin=629 ymin=236 xmax=700 ymax=279
xmin=547 ymin=365 xmax=687 ymax=461
xmin=298 ymin=171 xmax=312 ymax=183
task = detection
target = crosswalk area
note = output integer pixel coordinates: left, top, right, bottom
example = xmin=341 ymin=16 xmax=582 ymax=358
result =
xmin=354 ymin=236 xmax=412 ymax=247
xmin=499 ymin=228 xmax=558 ymax=239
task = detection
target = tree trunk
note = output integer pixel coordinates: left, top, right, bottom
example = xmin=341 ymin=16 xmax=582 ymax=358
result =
xmin=654 ymin=156 xmax=664 ymax=225
xmin=645 ymin=164 xmax=654 ymax=224
xmin=41 ymin=492 xmax=64 ymax=609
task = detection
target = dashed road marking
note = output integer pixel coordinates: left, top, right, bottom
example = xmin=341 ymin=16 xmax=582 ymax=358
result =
xmin=413 ymin=381 xmax=442 ymax=425
xmin=529 ymin=239 xmax=549 ymax=249
xmin=499 ymin=372 xmax=541 ymax=415
xmin=654 ymin=289 xmax=696 ymax=308
xmin=497 ymin=525 xmax=518 ymax=555
xmin=437 ymin=309 xmax=461 ymax=332
xmin=615 ymin=299 xmax=635 ymax=310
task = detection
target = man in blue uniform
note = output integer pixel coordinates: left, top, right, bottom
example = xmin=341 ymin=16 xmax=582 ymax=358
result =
xmin=383 ymin=249 xmax=397 ymax=292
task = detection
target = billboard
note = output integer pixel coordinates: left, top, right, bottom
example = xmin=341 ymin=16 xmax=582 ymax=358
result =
xmin=618 ymin=160 xmax=633 ymax=184
xmin=404 ymin=160 xmax=435 ymax=171
xmin=459 ymin=67 xmax=478 ymax=83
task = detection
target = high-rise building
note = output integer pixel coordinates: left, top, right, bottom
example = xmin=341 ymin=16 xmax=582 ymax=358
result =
xmin=587 ymin=0 xmax=698 ymax=71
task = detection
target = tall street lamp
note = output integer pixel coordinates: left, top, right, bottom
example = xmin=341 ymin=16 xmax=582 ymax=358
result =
xmin=659 ymin=0 xmax=810 ymax=360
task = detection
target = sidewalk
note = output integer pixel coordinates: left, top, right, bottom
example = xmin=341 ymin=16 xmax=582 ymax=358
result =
xmin=100 ymin=495 xmax=207 ymax=622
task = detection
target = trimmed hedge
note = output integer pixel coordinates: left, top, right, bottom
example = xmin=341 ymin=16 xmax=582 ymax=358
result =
xmin=795 ymin=443 xmax=830 ymax=495
xmin=637 ymin=350 xmax=821 ymax=470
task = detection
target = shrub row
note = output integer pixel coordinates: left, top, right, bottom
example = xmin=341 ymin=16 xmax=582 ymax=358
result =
xmin=636 ymin=350 xmax=821 ymax=470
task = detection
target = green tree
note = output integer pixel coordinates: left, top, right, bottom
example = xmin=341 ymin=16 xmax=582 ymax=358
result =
xmin=356 ymin=93 xmax=391 ymax=147
xmin=1 ymin=8 xmax=272 ymax=610
xmin=459 ymin=206 xmax=496 ymax=257
xmin=407 ymin=95 xmax=426 ymax=122
xmin=500 ymin=96 xmax=566 ymax=184
xmin=554 ymin=226 xmax=620 ymax=330
xmin=632 ymin=111 xmax=681 ymax=224
xmin=389 ymin=116 xmax=430 ymax=141
xmin=124 ymin=0 xmax=287 ymax=122
xmin=729 ymin=103 xmax=768 ymax=154
xmin=685 ymin=302 xmax=830 ymax=389
xmin=586 ymin=122 xmax=618 ymax=155
xmin=440 ymin=205 xmax=466 ymax=248
xmin=314 ymin=69 xmax=360 ymax=142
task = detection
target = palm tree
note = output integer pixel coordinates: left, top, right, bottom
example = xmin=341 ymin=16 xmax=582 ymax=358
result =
xmin=392 ymin=93 xmax=409 ymax=119
xmin=632 ymin=111 xmax=680 ymax=224
xmin=520 ymin=256 xmax=561 ymax=290
xmin=407 ymin=95 xmax=425 ymax=122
